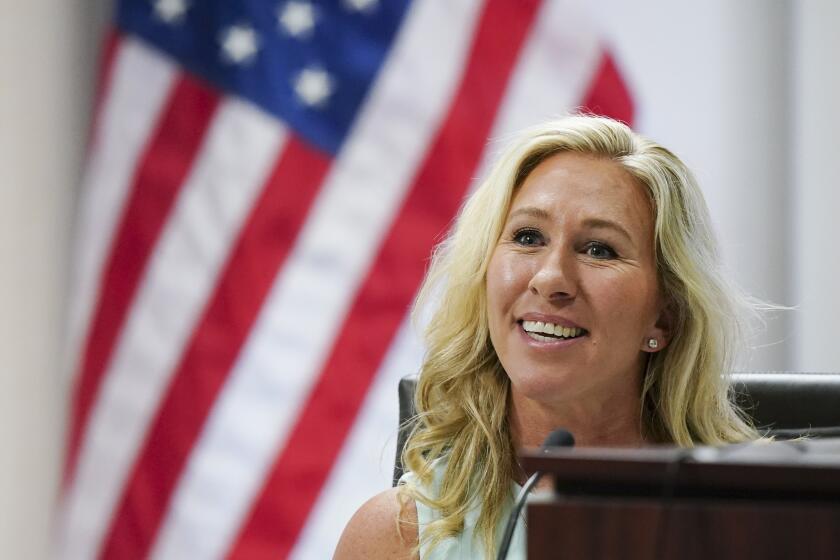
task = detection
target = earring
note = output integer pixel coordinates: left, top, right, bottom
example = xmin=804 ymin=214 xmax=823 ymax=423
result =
xmin=647 ymin=338 xmax=659 ymax=349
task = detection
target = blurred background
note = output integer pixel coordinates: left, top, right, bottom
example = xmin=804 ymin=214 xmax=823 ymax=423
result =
xmin=1 ymin=0 xmax=838 ymax=558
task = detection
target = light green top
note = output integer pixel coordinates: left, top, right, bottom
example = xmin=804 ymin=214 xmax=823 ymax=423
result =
xmin=400 ymin=459 xmax=526 ymax=560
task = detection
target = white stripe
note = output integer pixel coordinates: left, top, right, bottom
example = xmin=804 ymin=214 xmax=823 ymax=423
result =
xmin=473 ymin=0 xmax=603 ymax=186
xmin=149 ymin=1 xmax=487 ymax=557
xmin=63 ymin=38 xmax=177 ymax=382
xmin=55 ymin=99 xmax=287 ymax=560
xmin=289 ymin=312 xmax=424 ymax=559
xmin=296 ymin=2 xmax=606 ymax=553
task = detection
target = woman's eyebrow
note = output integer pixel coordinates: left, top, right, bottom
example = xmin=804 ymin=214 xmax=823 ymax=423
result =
xmin=507 ymin=206 xmax=550 ymax=221
xmin=582 ymin=218 xmax=633 ymax=244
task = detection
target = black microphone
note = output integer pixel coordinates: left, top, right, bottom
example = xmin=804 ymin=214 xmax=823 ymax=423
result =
xmin=495 ymin=429 xmax=575 ymax=560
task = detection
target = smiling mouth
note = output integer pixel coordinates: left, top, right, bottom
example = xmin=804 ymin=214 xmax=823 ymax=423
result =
xmin=519 ymin=320 xmax=587 ymax=342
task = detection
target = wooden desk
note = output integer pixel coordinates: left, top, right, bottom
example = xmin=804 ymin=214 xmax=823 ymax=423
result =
xmin=521 ymin=441 xmax=840 ymax=559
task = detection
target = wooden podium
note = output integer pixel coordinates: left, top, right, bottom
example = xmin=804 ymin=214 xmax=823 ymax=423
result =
xmin=520 ymin=440 xmax=840 ymax=559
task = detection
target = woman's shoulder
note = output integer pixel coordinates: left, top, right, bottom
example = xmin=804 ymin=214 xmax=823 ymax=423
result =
xmin=333 ymin=486 xmax=419 ymax=560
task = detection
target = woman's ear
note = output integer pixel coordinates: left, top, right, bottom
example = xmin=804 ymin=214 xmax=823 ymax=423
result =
xmin=641 ymin=302 xmax=673 ymax=353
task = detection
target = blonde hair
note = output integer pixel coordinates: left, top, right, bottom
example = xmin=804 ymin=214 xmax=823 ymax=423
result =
xmin=399 ymin=115 xmax=759 ymax=557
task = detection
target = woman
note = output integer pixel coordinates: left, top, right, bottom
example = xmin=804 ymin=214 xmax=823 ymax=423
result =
xmin=334 ymin=115 xmax=759 ymax=559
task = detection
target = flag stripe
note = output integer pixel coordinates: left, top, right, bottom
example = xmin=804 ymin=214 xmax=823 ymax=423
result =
xmin=473 ymin=0 xmax=603 ymax=184
xmin=580 ymin=51 xmax=634 ymax=124
xmin=99 ymin=135 xmax=330 ymax=558
xmin=226 ymin=1 xmax=542 ymax=557
xmin=64 ymin=37 xmax=176 ymax=392
xmin=146 ymin=1 xmax=487 ymax=557
xmin=289 ymin=310 xmax=423 ymax=559
xmin=87 ymin=29 xmax=120 ymax=153
xmin=67 ymin=73 xmax=220 ymax=482
xmin=58 ymin=98 xmax=288 ymax=560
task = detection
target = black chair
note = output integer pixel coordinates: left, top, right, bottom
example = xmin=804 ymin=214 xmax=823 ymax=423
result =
xmin=392 ymin=371 xmax=840 ymax=486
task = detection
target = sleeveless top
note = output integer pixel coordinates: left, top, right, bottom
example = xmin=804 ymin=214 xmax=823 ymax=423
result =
xmin=400 ymin=459 xmax=526 ymax=560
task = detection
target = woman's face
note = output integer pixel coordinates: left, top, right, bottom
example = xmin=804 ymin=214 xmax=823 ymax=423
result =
xmin=486 ymin=152 xmax=667 ymax=406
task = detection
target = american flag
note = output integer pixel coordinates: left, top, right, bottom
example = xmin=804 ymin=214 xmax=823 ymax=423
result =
xmin=57 ymin=0 xmax=633 ymax=557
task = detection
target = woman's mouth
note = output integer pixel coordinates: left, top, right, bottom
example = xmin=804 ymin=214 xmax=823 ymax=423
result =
xmin=520 ymin=320 xmax=587 ymax=342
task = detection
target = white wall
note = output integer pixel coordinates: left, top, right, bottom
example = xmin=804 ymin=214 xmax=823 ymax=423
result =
xmin=589 ymin=0 xmax=794 ymax=370
xmin=792 ymin=1 xmax=840 ymax=371
xmin=0 ymin=1 xmax=838 ymax=557
xmin=589 ymin=0 xmax=840 ymax=372
xmin=0 ymin=1 xmax=108 ymax=558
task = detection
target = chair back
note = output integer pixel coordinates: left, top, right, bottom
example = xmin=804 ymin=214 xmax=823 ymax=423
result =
xmin=393 ymin=371 xmax=840 ymax=486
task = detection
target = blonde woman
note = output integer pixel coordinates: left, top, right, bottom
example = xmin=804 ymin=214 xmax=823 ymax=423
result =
xmin=334 ymin=116 xmax=758 ymax=559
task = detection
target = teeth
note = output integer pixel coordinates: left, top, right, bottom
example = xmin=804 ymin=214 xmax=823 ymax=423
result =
xmin=522 ymin=320 xmax=583 ymax=339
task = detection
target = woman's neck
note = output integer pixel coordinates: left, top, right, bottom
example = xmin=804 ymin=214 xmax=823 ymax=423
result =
xmin=509 ymin=387 xmax=646 ymax=451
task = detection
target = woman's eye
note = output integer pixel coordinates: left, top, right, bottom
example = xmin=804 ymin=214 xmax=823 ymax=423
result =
xmin=513 ymin=229 xmax=543 ymax=246
xmin=584 ymin=242 xmax=617 ymax=259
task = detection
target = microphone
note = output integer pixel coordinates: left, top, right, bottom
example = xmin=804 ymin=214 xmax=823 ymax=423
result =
xmin=495 ymin=429 xmax=575 ymax=560
xmin=541 ymin=428 xmax=576 ymax=449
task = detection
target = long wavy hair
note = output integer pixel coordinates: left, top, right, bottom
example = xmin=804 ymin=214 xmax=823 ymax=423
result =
xmin=398 ymin=115 xmax=759 ymax=557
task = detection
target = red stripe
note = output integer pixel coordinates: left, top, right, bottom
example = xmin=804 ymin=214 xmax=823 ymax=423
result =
xmin=98 ymin=137 xmax=331 ymax=560
xmin=225 ymin=1 xmax=542 ymax=557
xmin=96 ymin=30 xmax=120 ymax=110
xmin=87 ymin=29 xmax=121 ymax=153
xmin=65 ymin=76 xmax=220 ymax=484
xmin=580 ymin=51 xmax=635 ymax=125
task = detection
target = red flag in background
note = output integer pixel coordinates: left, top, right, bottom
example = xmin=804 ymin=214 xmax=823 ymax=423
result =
xmin=58 ymin=0 xmax=633 ymax=558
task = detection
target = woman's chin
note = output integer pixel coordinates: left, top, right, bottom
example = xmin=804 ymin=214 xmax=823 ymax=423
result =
xmin=507 ymin=371 xmax=581 ymax=404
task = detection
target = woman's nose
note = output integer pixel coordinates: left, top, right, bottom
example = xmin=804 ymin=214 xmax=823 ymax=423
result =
xmin=528 ymin=251 xmax=577 ymax=301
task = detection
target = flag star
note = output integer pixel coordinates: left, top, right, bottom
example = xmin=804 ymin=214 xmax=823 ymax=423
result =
xmin=220 ymin=24 xmax=260 ymax=64
xmin=293 ymin=67 xmax=334 ymax=107
xmin=277 ymin=1 xmax=317 ymax=38
xmin=343 ymin=0 xmax=378 ymax=13
xmin=153 ymin=0 xmax=189 ymax=23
